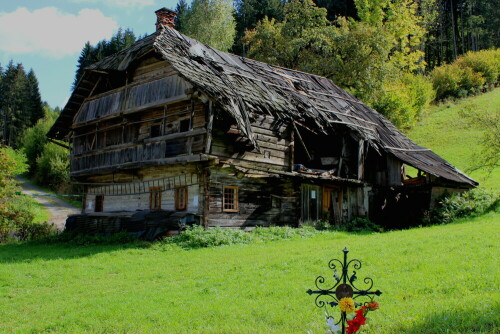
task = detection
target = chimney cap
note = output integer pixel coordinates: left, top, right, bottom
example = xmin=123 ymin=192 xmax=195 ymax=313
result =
xmin=155 ymin=7 xmax=177 ymax=30
xmin=155 ymin=7 xmax=177 ymax=15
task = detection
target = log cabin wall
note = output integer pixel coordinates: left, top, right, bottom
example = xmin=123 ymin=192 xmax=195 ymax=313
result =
xmin=82 ymin=164 xmax=202 ymax=214
xmin=70 ymin=57 xmax=209 ymax=176
xmin=210 ymin=114 xmax=291 ymax=171
xmin=71 ymin=99 xmax=206 ymax=176
xmin=206 ymin=166 xmax=298 ymax=228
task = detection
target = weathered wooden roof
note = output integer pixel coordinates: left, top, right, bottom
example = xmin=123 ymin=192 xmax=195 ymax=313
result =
xmin=49 ymin=26 xmax=477 ymax=187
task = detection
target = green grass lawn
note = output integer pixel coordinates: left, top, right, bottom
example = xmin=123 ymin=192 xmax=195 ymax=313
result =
xmin=406 ymin=89 xmax=499 ymax=190
xmin=1 ymin=212 xmax=498 ymax=333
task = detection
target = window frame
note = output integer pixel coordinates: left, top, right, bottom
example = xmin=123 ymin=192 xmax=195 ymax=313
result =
xmin=175 ymin=186 xmax=188 ymax=211
xmin=149 ymin=187 xmax=162 ymax=210
xmin=222 ymin=185 xmax=239 ymax=213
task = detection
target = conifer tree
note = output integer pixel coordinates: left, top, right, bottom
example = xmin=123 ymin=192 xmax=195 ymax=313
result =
xmin=73 ymin=29 xmax=137 ymax=88
xmin=175 ymin=0 xmax=189 ymax=32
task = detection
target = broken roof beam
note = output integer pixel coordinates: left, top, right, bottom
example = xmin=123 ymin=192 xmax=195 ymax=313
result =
xmin=292 ymin=122 xmax=312 ymax=161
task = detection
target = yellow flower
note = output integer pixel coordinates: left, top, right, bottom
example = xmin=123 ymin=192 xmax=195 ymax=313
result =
xmin=338 ymin=297 xmax=355 ymax=313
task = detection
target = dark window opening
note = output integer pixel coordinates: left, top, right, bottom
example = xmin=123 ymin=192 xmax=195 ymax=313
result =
xmin=180 ymin=119 xmax=190 ymax=132
xmin=105 ymin=128 xmax=122 ymax=146
xmin=95 ymin=195 xmax=104 ymax=212
xmin=150 ymin=124 xmax=162 ymax=138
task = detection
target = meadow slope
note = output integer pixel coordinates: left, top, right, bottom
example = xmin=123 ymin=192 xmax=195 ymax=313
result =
xmin=406 ymin=88 xmax=499 ymax=190
xmin=1 ymin=212 xmax=498 ymax=333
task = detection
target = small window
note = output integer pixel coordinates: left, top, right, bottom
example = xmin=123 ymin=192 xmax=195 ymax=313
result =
xmin=150 ymin=124 xmax=162 ymax=138
xmin=180 ymin=119 xmax=190 ymax=132
xmin=223 ymin=186 xmax=239 ymax=212
xmin=95 ymin=195 xmax=104 ymax=212
xmin=175 ymin=186 xmax=188 ymax=211
xmin=149 ymin=187 xmax=162 ymax=210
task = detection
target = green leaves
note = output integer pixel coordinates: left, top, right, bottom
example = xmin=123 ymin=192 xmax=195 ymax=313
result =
xmin=181 ymin=0 xmax=236 ymax=52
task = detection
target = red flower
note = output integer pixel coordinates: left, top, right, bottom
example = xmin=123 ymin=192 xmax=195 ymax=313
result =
xmin=367 ymin=301 xmax=380 ymax=310
xmin=346 ymin=318 xmax=361 ymax=334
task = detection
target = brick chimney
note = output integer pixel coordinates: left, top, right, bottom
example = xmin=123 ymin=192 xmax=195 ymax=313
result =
xmin=155 ymin=8 xmax=177 ymax=31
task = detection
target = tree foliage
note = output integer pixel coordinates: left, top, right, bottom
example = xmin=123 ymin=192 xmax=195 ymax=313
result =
xmin=20 ymin=105 xmax=69 ymax=191
xmin=0 ymin=61 xmax=44 ymax=147
xmin=180 ymin=0 xmax=236 ymax=52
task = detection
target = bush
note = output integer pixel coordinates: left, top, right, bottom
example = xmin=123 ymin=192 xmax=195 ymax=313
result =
xmin=376 ymin=74 xmax=435 ymax=128
xmin=35 ymin=143 xmax=70 ymax=191
xmin=459 ymin=50 xmax=500 ymax=87
xmin=163 ymin=225 xmax=319 ymax=249
xmin=0 ymin=195 xmax=56 ymax=242
xmin=432 ymin=189 xmax=499 ymax=224
xmin=431 ymin=63 xmax=463 ymax=100
xmin=343 ymin=217 xmax=382 ymax=233
xmin=432 ymin=49 xmax=500 ymax=101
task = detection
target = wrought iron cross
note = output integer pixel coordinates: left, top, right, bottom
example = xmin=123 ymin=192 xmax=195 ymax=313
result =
xmin=307 ymin=248 xmax=382 ymax=333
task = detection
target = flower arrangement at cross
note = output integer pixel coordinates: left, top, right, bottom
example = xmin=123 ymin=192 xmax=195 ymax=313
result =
xmin=326 ymin=300 xmax=379 ymax=334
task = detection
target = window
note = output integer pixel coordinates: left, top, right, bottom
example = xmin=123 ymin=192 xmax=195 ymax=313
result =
xmin=150 ymin=124 xmax=162 ymax=138
xmin=175 ymin=186 xmax=188 ymax=211
xmin=149 ymin=187 xmax=162 ymax=210
xmin=223 ymin=186 xmax=239 ymax=212
xmin=179 ymin=119 xmax=190 ymax=132
xmin=95 ymin=195 xmax=104 ymax=212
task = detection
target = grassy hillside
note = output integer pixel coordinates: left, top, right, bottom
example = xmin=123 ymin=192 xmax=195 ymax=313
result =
xmin=406 ymin=89 xmax=499 ymax=190
xmin=1 ymin=213 xmax=498 ymax=333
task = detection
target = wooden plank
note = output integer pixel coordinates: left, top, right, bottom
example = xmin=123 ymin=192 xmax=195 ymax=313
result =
xmin=205 ymin=100 xmax=214 ymax=154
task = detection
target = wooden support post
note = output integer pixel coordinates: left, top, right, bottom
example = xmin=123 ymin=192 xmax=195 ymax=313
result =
xmin=293 ymin=122 xmax=311 ymax=161
xmin=162 ymin=105 xmax=167 ymax=136
xmin=205 ymin=100 xmax=214 ymax=154
xmin=289 ymin=129 xmax=295 ymax=172
xmin=187 ymin=99 xmax=195 ymax=155
xmin=357 ymin=139 xmax=365 ymax=180
xmin=338 ymin=137 xmax=345 ymax=177
xmin=202 ymin=167 xmax=210 ymax=229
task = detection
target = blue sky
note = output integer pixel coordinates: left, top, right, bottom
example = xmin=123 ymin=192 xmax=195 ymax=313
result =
xmin=0 ymin=0 xmax=184 ymax=109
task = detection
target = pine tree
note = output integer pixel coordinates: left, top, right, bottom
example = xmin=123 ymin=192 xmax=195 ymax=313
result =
xmin=0 ymin=62 xmax=44 ymax=146
xmin=175 ymin=0 xmax=189 ymax=32
xmin=26 ymin=70 xmax=44 ymax=126
xmin=73 ymin=30 xmax=137 ymax=88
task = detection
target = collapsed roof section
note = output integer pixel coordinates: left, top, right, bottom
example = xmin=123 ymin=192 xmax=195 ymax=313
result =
xmin=48 ymin=26 xmax=477 ymax=187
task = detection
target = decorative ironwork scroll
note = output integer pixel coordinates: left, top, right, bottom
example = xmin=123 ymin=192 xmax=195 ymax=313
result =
xmin=307 ymin=248 xmax=382 ymax=333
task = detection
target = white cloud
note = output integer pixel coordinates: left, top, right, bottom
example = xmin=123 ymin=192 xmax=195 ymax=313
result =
xmin=0 ymin=7 xmax=117 ymax=58
xmin=71 ymin=0 xmax=156 ymax=8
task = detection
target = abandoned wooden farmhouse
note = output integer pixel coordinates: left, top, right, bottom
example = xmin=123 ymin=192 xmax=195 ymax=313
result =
xmin=48 ymin=8 xmax=477 ymax=234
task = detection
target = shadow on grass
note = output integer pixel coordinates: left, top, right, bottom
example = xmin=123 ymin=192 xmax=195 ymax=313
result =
xmin=0 ymin=234 xmax=149 ymax=264
xmin=392 ymin=307 xmax=498 ymax=333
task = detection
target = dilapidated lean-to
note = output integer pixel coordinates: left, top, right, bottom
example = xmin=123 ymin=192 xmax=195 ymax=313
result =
xmin=48 ymin=8 xmax=477 ymax=235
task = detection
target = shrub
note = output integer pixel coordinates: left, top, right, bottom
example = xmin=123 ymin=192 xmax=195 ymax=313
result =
xmin=459 ymin=49 xmax=499 ymax=87
xmin=168 ymin=225 xmax=252 ymax=248
xmin=432 ymin=49 xmax=500 ymax=101
xmin=163 ymin=225 xmax=319 ymax=249
xmin=35 ymin=143 xmax=70 ymax=191
xmin=0 ymin=195 xmax=56 ymax=242
xmin=375 ymin=74 xmax=435 ymax=128
xmin=432 ymin=189 xmax=499 ymax=224
xmin=431 ymin=63 xmax=463 ymax=100
xmin=343 ymin=217 xmax=382 ymax=233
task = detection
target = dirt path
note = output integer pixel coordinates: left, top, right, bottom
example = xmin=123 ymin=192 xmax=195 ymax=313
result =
xmin=16 ymin=177 xmax=81 ymax=231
